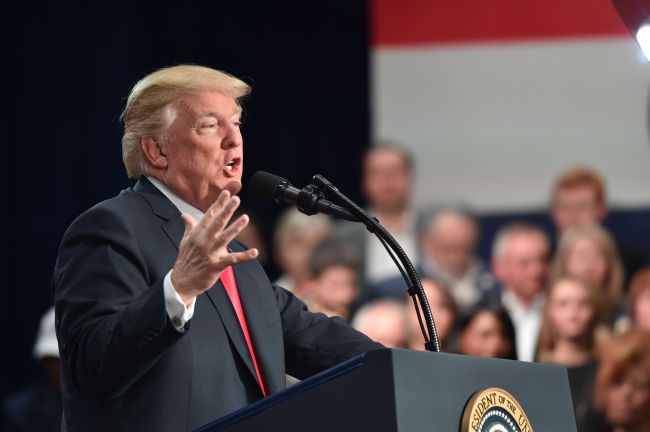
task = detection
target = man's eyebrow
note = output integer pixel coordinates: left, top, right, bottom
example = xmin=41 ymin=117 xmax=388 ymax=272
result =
xmin=198 ymin=107 xmax=243 ymax=118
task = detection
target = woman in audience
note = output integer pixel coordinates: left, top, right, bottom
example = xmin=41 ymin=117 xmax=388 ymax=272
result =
xmin=586 ymin=330 xmax=650 ymax=432
xmin=549 ymin=223 xmax=624 ymax=324
xmin=627 ymin=267 xmax=650 ymax=332
xmin=272 ymin=208 xmax=332 ymax=299
xmin=537 ymin=275 xmax=608 ymax=432
xmin=404 ymin=278 xmax=457 ymax=351
xmin=456 ymin=302 xmax=516 ymax=360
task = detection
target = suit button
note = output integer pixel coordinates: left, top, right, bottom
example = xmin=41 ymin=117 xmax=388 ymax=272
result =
xmin=137 ymin=341 xmax=147 ymax=350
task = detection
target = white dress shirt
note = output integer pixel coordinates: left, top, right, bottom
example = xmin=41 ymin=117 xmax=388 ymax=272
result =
xmin=148 ymin=177 xmax=201 ymax=331
xmin=365 ymin=211 xmax=418 ymax=285
xmin=501 ymin=289 xmax=544 ymax=362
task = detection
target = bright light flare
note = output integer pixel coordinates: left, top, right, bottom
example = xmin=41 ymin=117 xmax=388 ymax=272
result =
xmin=636 ymin=23 xmax=650 ymax=62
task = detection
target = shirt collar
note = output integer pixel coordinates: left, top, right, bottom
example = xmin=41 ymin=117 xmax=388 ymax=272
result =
xmin=502 ymin=288 xmax=544 ymax=313
xmin=147 ymin=176 xmax=204 ymax=221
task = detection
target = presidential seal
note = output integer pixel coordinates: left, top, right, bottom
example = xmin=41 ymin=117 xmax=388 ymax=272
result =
xmin=460 ymin=388 xmax=533 ymax=432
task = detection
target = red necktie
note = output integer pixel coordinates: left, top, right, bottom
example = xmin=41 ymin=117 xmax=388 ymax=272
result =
xmin=220 ymin=266 xmax=267 ymax=397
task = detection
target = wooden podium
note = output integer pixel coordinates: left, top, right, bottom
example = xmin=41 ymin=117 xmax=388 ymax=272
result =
xmin=195 ymin=348 xmax=576 ymax=431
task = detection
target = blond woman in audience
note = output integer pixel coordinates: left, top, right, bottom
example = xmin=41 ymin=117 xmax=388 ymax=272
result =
xmin=537 ymin=275 xmax=609 ymax=432
xmin=549 ymin=224 xmax=624 ymax=324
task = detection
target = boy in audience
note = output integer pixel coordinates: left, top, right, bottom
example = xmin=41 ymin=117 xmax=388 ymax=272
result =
xmin=303 ymin=240 xmax=361 ymax=321
xmin=550 ymin=167 xmax=607 ymax=234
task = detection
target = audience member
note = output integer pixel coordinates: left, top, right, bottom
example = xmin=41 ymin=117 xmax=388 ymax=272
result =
xmin=491 ymin=222 xmax=550 ymax=362
xmin=404 ymin=278 xmax=457 ymax=352
xmin=334 ymin=144 xmax=418 ymax=287
xmin=352 ymin=299 xmax=407 ymax=348
xmin=549 ymin=224 xmax=624 ymax=324
xmin=419 ymin=207 xmax=497 ymax=315
xmin=537 ymin=275 xmax=608 ymax=432
xmin=627 ymin=267 xmax=650 ymax=332
xmin=273 ymin=208 xmax=332 ymax=299
xmin=2 ymin=307 xmax=61 ymax=432
xmin=586 ymin=330 xmax=650 ymax=432
xmin=456 ymin=302 xmax=517 ymax=360
xmin=303 ymin=240 xmax=360 ymax=321
xmin=549 ymin=166 xmax=647 ymax=282
xmin=550 ymin=167 xmax=607 ymax=234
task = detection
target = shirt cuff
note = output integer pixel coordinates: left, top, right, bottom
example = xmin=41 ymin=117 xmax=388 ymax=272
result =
xmin=163 ymin=270 xmax=196 ymax=331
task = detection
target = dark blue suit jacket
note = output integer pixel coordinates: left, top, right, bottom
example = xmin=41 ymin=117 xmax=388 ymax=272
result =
xmin=53 ymin=177 xmax=381 ymax=431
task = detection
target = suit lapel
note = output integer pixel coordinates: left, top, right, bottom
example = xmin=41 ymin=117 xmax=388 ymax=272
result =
xmin=133 ymin=177 xmax=261 ymax=388
xmin=204 ymin=281 xmax=259 ymax=386
xmin=231 ymin=256 xmax=282 ymax=393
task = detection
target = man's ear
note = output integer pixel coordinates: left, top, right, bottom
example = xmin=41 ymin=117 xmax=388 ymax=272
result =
xmin=140 ymin=136 xmax=168 ymax=170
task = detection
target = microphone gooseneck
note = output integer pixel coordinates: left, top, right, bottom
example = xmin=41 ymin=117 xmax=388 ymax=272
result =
xmin=312 ymin=174 xmax=441 ymax=353
xmin=248 ymin=170 xmax=442 ymax=353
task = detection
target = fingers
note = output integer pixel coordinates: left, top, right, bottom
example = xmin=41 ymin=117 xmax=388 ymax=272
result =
xmin=201 ymin=190 xmax=232 ymax=229
xmin=226 ymin=248 xmax=259 ymax=265
xmin=211 ymin=214 xmax=250 ymax=250
xmin=205 ymin=194 xmax=242 ymax=239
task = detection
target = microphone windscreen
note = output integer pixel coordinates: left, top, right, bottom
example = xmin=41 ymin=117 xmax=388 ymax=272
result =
xmin=248 ymin=171 xmax=286 ymax=203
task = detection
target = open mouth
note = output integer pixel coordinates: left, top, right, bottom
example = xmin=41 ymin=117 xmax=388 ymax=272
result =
xmin=224 ymin=157 xmax=241 ymax=176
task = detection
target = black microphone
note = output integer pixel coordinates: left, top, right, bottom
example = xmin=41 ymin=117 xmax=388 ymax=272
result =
xmin=248 ymin=171 xmax=358 ymax=222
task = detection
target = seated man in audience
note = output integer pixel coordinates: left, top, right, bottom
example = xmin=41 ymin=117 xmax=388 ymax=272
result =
xmin=352 ymin=299 xmax=407 ymax=348
xmin=366 ymin=207 xmax=496 ymax=313
xmin=491 ymin=222 xmax=550 ymax=362
xmin=418 ymin=207 xmax=497 ymax=315
xmin=303 ymin=240 xmax=361 ymax=321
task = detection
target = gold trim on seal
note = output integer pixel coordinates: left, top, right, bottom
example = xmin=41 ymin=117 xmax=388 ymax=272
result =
xmin=460 ymin=387 xmax=533 ymax=432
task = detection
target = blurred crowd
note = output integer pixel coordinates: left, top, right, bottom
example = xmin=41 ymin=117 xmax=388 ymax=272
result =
xmin=255 ymin=145 xmax=650 ymax=432
xmin=4 ymin=144 xmax=650 ymax=432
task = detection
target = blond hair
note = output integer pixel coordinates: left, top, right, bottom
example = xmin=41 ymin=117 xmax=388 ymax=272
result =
xmin=120 ymin=65 xmax=251 ymax=178
xmin=537 ymin=275 xmax=608 ymax=363
xmin=549 ymin=224 xmax=624 ymax=317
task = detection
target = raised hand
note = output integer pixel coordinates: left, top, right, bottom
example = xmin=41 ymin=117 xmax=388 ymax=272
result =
xmin=170 ymin=190 xmax=258 ymax=305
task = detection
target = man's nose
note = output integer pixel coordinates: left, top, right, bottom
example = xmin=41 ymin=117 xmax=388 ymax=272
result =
xmin=222 ymin=125 xmax=243 ymax=149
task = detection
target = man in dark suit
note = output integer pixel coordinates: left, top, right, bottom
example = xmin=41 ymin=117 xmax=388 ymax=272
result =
xmin=53 ymin=65 xmax=382 ymax=431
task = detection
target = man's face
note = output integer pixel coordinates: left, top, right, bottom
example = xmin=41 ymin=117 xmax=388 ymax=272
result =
xmin=493 ymin=232 xmax=549 ymax=303
xmin=162 ymin=91 xmax=244 ymax=211
xmin=422 ymin=213 xmax=478 ymax=279
xmin=313 ymin=266 xmax=358 ymax=314
xmin=362 ymin=149 xmax=411 ymax=213
xmin=551 ymin=186 xmax=606 ymax=233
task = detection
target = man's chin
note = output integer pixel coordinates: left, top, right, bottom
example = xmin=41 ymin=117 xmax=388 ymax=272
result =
xmin=224 ymin=181 xmax=242 ymax=195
